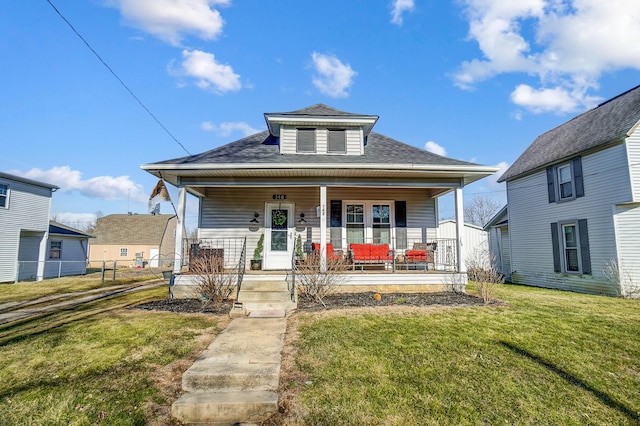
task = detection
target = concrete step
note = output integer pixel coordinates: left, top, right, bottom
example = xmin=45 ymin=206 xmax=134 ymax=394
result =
xmin=240 ymin=280 xmax=289 ymax=291
xmin=242 ymin=300 xmax=295 ymax=312
xmin=182 ymin=362 xmax=280 ymax=393
xmin=171 ymin=390 xmax=278 ymax=425
xmin=237 ymin=290 xmax=291 ymax=301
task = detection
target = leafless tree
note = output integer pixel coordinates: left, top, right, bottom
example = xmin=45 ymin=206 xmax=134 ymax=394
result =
xmin=189 ymin=255 xmax=237 ymax=304
xmin=466 ymin=248 xmax=504 ymax=303
xmin=296 ymin=254 xmax=349 ymax=306
xmin=464 ymin=195 xmax=501 ymax=227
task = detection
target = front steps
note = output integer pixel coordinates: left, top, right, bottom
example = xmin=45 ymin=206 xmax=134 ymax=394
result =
xmin=235 ymin=277 xmax=296 ymax=314
xmin=171 ymin=317 xmax=287 ymax=425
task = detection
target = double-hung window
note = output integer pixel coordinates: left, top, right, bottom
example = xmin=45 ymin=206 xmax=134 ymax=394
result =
xmin=546 ymin=157 xmax=584 ymax=202
xmin=49 ymin=241 xmax=62 ymax=259
xmin=120 ymin=248 xmax=128 ymax=257
xmin=562 ymin=223 xmax=579 ymax=272
xmin=345 ymin=201 xmax=393 ymax=246
xmin=346 ymin=204 xmax=365 ymax=244
xmin=551 ymin=219 xmax=591 ymax=274
xmin=0 ymin=184 xmax=8 ymax=208
xmin=557 ymin=164 xmax=574 ymax=200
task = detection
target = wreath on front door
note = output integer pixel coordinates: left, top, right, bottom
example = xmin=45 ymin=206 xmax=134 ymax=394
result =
xmin=272 ymin=210 xmax=287 ymax=226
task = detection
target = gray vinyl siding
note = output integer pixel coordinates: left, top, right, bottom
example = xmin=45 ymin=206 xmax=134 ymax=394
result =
xmin=17 ymin=234 xmax=41 ymax=281
xmin=508 ymin=145 xmax=630 ymax=295
xmin=199 ymin=187 xmax=437 ymax=268
xmin=0 ymin=177 xmax=52 ymax=283
xmin=626 ymin=126 xmax=640 ymax=201
xmin=613 ymin=203 xmax=640 ymax=296
xmin=43 ymin=236 xmax=88 ymax=278
xmin=279 ymin=126 xmax=363 ymax=155
xmin=500 ymin=227 xmax=511 ymax=280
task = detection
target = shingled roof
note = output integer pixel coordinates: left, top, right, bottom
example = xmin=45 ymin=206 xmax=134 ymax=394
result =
xmin=150 ymin=130 xmax=476 ymax=167
xmin=499 ymin=85 xmax=640 ymax=182
xmin=265 ymin=103 xmax=376 ymax=118
xmin=89 ymin=214 xmax=176 ymax=245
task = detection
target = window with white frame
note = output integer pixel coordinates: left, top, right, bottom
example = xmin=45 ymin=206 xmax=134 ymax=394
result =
xmin=345 ymin=201 xmax=393 ymax=246
xmin=562 ymin=223 xmax=579 ymax=272
xmin=328 ymin=129 xmax=346 ymax=153
xmin=49 ymin=241 xmax=62 ymax=259
xmin=0 ymin=184 xmax=8 ymax=208
xmin=120 ymin=248 xmax=128 ymax=257
xmin=551 ymin=219 xmax=591 ymax=275
xmin=557 ymin=163 xmax=574 ymax=200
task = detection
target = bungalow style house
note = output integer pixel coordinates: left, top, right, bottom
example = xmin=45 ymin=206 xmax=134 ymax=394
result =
xmin=0 ymin=172 xmax=58 ymax=283
xmin=141 ymin=104 xmax=498 ymax=301
xmin=87 ymin=213 xmax=177 ymax=268
xmin=498 ymin=85 xmax=640 ymax=296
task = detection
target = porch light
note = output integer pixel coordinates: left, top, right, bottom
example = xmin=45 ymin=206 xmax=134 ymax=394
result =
xmin=299 ymin=212 xmax=307 ymax=224
xmin=250 ymin=212 xmax=259 ymax=224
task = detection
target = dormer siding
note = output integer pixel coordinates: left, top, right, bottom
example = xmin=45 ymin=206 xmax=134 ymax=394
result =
xmin=279 ymin=126 xmax=363 ymax=155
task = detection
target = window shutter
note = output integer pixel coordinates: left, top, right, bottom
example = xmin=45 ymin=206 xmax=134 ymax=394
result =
xmin=297 ymin=129 xmax=315 ymax=152
xmin=546 ymin=166 xmax=556 ymax=203
xmin=572 ymin=157 xmax=584 ymax=198
xmin=330 ymin=200 xmax=342 ymax=227
xmin=328 ymin=130 xmax=346 ymax=152
xmin=578 ymin=219 xmax=591 ymax=274
xmin=550 ymin=222 xmax=561 ymax=272
xmin=395 ymin=201 xmax=407 ymax=227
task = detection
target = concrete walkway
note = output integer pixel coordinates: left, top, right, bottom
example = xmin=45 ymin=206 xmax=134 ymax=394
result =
xmin=171 ymin=315 xmax=287 ymax=425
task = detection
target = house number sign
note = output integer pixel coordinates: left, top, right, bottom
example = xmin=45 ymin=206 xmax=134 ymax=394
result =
xmin=272 ymin=194 xmax=287 ymax=200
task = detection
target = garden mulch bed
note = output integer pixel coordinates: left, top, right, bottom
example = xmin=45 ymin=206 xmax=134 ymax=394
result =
xmin=136 ymin=292 xmax=491 ymax=314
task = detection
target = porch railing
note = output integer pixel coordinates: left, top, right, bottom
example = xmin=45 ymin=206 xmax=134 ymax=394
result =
xmin=184 ymin=237 xmax=247 ymax=271
xmin=235 ymin=237 xmax=247 ymax=300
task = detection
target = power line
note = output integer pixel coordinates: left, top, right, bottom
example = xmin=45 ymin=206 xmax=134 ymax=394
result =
xmin=44 ymin=0 xmax=192 ymax=156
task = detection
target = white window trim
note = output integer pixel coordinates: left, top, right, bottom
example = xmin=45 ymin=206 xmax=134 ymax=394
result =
xmin=49 ymin=240 xmax=62 ymax=259
xmin=342 ymin=200 xmax=395 ymax=247
xmin=560 ymin=220 xmax=582 ymax=274
xmin=0 ymin=183 xmax=9 ymax=209
xmin=120 ymin=248 xmax=128 ymax=257
xmin=556 ymin=162 xmax=576 ymax=201
xmin=296 ymin=128 xmax=316 ymax=153
xmin=327 ymin=128 xmax=347 ymax=155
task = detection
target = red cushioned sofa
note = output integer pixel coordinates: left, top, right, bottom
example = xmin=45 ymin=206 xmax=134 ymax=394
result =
xmin=349 ymin=243 xmax=394 ymax=270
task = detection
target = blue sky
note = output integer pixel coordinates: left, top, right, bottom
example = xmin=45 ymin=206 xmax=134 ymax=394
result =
xmin=2 ymin=0 xmax=639 ymax=230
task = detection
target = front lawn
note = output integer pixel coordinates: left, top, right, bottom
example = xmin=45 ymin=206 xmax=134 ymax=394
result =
xmin=0 ymin=286 xmax=221 ymax=425
xmin=288 ymin=284 xmax=640 ymax=425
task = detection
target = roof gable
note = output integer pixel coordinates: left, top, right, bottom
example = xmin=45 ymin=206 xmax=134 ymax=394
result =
xmin=500 ymin=85 xmax=640 ymax=182
xmin=49 ymin=221 xmax=92 ymax=238
xmin=89 ymin=214 xmax=176 ymax=245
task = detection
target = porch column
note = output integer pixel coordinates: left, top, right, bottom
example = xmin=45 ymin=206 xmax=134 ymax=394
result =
xmin=173 ymin=186 xmax=187 ymax=274
xmin=36 ymin=230 xmax=48 ymax=281
xmin=454 ymin=187 xmax=466 ymax=273
xmin=319 ymin=184 xmax=327 ymax=272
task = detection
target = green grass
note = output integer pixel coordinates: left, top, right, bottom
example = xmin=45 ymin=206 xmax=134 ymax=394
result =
xmin=293 ymin=284 xmax=640 ymax=425
xmin=0 ymin=270 xmax=164 ymax=304
xmin=0 ymin=286 xmax=220 ymax=425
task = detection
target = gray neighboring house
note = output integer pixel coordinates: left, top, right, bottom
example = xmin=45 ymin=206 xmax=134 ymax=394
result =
xmin=46 ymin=221 xmax=92 ymax=278
xmin=0 ymin=171 xmax=58 ymax=283
xmin=499 ymin=85 xmax=640 ymax=296
xmin=142 ymin=104 xmax=498 ymax=295
xmin=483 ymin=206 xmax=510 ymax=281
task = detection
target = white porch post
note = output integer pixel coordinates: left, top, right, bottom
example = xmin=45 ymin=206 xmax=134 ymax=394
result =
xmin=36 ymin=230 xmax=49 ymax=281
xmin=173 ymin=186 xmax=187 ymax=274
xmin=454 ymin=187 xmax=466 ymax=273
xmin=319 ymin=184 xmax=327 ymax=272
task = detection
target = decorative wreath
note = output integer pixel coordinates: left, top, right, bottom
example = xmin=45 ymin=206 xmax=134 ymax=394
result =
xmin=272 ymin=210 xmax=287 ymax=226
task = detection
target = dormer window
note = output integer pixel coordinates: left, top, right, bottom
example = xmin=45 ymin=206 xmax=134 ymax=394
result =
xmin=328 ymin=129 xmax=346 ymax=153
xmin=296 ymin=128 xmax=316 ymax=153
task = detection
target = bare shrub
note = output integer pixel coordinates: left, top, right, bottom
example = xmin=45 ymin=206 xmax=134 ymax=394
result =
xmin=295 ymin=253 xmax=348 ymax=306
xmin=444 ymin=272 xmax=467 ymax=294
xmin=466 ymin=249 xmax=504 ymax=303
xmin=188 ymin=255 xmax=237 ymax=304
xmin=603 ymin=258 xmax=639 ymax=299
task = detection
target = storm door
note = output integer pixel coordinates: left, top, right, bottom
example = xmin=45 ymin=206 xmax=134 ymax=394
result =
xmin=264 ymin=203 xmax=294 ymax=269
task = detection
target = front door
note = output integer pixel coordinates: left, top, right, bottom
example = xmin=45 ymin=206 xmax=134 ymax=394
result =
xmin=264 ymin=203 xmax=294 ymax=269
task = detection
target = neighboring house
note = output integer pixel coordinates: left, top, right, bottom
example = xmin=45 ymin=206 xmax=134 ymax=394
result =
xmin=483 ymin=206 xmax=510 ymax=281
xmin=45 ymin=221 xmax=92 ymax=278
xmin=142 ymin=104 xmax=498 ymax=293
xmin=437 ymin=219 xmax=489 ymax=261
xmin=88 ymin=214 xmax=177 ymax=268
xmin=0 ymin=171 xmax=58 ymax=283
xmin=499 ymin=85 xmax=640 ymax=296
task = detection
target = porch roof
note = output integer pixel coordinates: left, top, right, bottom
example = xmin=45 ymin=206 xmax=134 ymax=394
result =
xmin=142 ymin=131 xmax=498 ymax=189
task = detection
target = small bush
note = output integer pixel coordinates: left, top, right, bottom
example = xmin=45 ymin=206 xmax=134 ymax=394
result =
xmin=295 ymin=253 xmax=349 ymax=306
xmin=188 ymin=256 xmax=237 ymax=304
xmin=466 ymin=249 xmax=504 ymax=303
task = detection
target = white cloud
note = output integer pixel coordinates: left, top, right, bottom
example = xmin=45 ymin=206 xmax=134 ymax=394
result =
xmin=311 ymin=52 xmax=357 ymax=98
xmin=51 ymin=212 xmax=98 ymax=229
xmin=176 ymin=49 xmax=241 ymax=94
xmin=487 ymin=161 xmax=510 ymax=190
xmin=200 ymin=121 xmax=260 ymax=136
xmin=107 ymin=0 xmax=229 ymax=46
xmin=424 ymin=141 xmax=447 ymax=156
xmin=11 ymin=166 xmax=147 ymax=202
xmin=391 ymin=0 xmax=415 ymax=25
xmin=455 ymin=0 xmax=640 ymax=114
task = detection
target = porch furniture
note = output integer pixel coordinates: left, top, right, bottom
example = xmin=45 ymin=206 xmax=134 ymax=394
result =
xmin=349 ymin=243 xmax=394 ymax=270
xmin=311 ymin=243 xmax=343 ymax=261
xmin=404 ymin=242 xmax=436 ymax=270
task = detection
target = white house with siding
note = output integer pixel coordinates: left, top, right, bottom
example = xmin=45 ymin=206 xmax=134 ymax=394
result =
xmin=498 ymin=85 xmax=640 ymax=296
xmin=0 ymin=172 xmax=58 ymax=283
xmin=142 ymin=104 xmax=498 ymax=301
xmin=437 ymin=219 xmax=489 ymax=261
xmin=483 ymin=206 xmax=510 ymax=281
